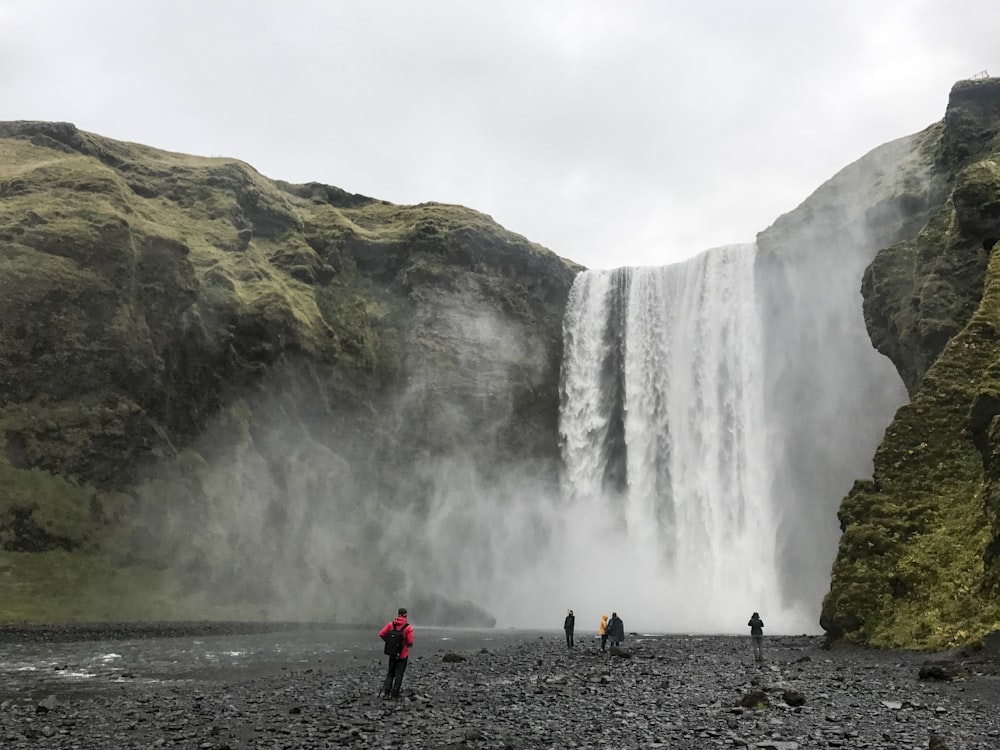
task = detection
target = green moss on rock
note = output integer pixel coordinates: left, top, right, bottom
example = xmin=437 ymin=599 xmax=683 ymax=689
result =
xmin=0 ymin=120 xmax=578 ymax=624
xmin=823 ymin=79 xmax=1000 ymax=650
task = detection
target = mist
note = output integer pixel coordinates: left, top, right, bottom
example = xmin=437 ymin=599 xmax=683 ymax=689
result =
xmin=119 ymin=128 xmax=937 ymax=635
xmin=128 ymin=241 xmax=891 ymax=634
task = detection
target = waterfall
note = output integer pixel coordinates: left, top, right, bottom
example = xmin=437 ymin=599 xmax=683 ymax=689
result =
xmin=560 ymin=244 xmax=814 ymax=633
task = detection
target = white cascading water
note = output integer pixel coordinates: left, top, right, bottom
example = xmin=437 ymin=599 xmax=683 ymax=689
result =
xmin=560 ymin=243 xmax=814 ymax=633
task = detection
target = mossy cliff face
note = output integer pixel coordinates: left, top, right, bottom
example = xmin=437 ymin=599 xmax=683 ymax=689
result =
xmin=0 ymin=121 xmax=577 ymax=624
xmin=822 ymin=78 xmax=1000 ymax=649
xmin=754 ymin=118 xmax=945 ymax=613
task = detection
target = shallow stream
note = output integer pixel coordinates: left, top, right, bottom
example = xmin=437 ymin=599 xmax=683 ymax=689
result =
xmin=0 ymin=625 xmax=538 ymax=702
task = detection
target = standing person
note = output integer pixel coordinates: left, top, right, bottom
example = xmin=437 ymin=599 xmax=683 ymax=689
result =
xmin=379 ymin=607 xmax=414 ymax=700
xmin=607 ymin=611 xmax=624 ymax=648
xmin=747 ymin=611 xmax=764 ymax=664
xmin=563 ymin=609 xmax=575 ymax=648
xmin=599 ymin=613 xmax=609 ymax=652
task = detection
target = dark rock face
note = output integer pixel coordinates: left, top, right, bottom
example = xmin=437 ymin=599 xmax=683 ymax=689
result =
xmin=0 ymin=121 xmax=578 ymax=623
xmin=938 ymin=78 xmax=1000 ymax=170
xmin=862 ymin=80 xmax=1000 ymax=397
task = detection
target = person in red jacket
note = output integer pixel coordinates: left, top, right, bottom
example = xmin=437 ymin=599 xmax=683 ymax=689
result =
xmin=379 ymin=607 xmax=415 ymax=700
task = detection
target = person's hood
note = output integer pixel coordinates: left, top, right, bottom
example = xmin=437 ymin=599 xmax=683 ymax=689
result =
xmin=601 ymin=614 xmax=608 ymax=621
xmin=393 ymin=615 xmax=408 ymax=628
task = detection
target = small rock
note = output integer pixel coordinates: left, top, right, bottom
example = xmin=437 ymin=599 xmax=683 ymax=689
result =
xmin=919 ymin=662 xmax=965 ymax=681
xmin=782 ymin=690 xmax=806 ymax=707
xmin=737 ymin=690 xmax=769 ymax=709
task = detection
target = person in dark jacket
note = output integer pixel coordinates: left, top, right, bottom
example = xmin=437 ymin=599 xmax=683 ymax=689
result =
xmin=747 ymin=611 xmax=764 ymax=663
xmin=607 ymin=612 xmax=624 ymax=647
xmin=563 ymin=609 xmax=575 ymax=648
xmin=379 ymin=607 xmax=415 ymax=699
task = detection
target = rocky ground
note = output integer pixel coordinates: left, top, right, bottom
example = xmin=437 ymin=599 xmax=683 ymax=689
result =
xmin=2 ymin=626 xmax=999 ymax=749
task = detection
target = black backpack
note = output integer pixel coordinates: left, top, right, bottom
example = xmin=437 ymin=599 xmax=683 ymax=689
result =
xmin=383 ymin=622 xmax=408 ymax=657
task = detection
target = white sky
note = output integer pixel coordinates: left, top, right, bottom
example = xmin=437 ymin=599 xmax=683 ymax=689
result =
xmin=2 ymin=1 xmax=996 ymax=269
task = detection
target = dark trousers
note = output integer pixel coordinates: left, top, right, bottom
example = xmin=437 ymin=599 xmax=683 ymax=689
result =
xmin=382 ymin=656 xmax=408 ymax=697
xmin=600 ymin=634 xmax=607 ymax=651
xmin=565 ymin=629 xmax=574 ymax=647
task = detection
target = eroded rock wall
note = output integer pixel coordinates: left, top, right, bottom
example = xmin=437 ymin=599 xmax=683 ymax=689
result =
xmin=822 ymin=78 xmax=1000 ymax=648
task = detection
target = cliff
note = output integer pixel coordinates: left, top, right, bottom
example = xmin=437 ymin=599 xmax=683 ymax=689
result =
xmin=753 ymin=117 xmax=944 ymax=615
xmin=6 ymin=77 xmax=1000 ymax=644
xmin=0 ymin=122 xmax=578 ymax=624
xmin=821 ymin=78 xmax=1000 ymax=649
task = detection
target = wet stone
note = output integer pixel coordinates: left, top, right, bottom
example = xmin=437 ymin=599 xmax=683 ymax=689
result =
xmin=1 ymin=628 xmax=999 ymax=748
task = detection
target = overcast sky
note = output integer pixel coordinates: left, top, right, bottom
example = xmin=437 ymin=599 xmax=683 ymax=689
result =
xmin=2 ymin=1 xmax=996 ymax=269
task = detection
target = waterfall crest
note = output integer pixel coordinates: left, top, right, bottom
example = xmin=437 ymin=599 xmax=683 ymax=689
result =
xmin=560 ymin=244 xmax=814 ymax=633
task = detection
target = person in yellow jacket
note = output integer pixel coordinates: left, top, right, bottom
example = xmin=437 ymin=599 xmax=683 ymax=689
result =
xmin=599 ymin=613 xmax=609 ymax=652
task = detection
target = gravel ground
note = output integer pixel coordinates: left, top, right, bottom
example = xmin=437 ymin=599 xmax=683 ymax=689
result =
xmin=2 ymin=625 xmax=999 ymax=749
